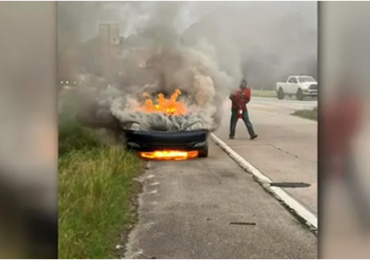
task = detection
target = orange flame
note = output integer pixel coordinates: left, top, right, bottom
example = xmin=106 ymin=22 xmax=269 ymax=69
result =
xmin=139 ymin=150 xmax=199 ymax=160
xmin=141 ymin=88 xmax=187 ymax=115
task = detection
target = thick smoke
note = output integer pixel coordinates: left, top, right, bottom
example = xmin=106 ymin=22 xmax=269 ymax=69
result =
xmin=106 ymin=39 xmax=231 ymax=132
xmin=58 ymin=2 xmax=317 ymax=133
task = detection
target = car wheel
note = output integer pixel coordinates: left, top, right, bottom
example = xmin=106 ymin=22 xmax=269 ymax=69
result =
xmin=277 ymin=88 xmax=285 ymax=100
xmin=296 ymin=89 xmax=304 ymax=100
xmin=198 ymin=144 xmax=209 ymax=158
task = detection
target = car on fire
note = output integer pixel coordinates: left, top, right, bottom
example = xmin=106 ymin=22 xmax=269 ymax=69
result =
xmin=124 ymin=128 xmax=209 ymax=160
xmin=123 ymin=88 xmax=210 ymax=160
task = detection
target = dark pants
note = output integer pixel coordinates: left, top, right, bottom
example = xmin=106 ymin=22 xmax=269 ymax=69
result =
xmin=229 ymin=109 xmax=256 ymax=138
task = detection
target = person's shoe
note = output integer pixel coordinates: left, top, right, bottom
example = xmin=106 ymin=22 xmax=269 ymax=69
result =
xmin=229 ymin=136 xmax=235 ymax=140
xmin=250 ymin=134 xmax=258 ymax=140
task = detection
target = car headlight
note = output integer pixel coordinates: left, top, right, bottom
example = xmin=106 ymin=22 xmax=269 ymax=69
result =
xmin=194 ymin=142 xmax=206 ymax=147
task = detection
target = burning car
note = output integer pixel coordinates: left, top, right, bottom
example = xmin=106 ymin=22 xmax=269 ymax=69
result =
xmin=125 ymin=129 xmax=209 ymax=160
xmin=123 ymin=88 xmax=209 ymax=160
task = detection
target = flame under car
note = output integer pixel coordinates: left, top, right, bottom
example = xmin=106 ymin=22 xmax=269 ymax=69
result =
xmin=124 ymin=129 xmax=209 ymax=160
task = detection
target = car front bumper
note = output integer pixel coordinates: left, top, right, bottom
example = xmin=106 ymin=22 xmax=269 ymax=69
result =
xmin=123 ymin=129 xmax=209 ymax=153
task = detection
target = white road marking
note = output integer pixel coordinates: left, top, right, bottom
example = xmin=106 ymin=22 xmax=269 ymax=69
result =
xmin=150 ymin=182 xmax=160 ymax=186
xmin=148 ymin=190 xmax=158 ymax=194
xmin=210 ymin=133 xmax=318 ymax=231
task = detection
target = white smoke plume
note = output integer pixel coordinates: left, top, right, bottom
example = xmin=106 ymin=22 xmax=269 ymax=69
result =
xmin=106 ymin=41 xmax=231 ymax=132
xmin=58 ymin=2 xmax=317 ymax=133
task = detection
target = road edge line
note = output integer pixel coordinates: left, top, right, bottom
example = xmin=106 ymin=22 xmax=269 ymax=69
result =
xmin=210 ymin=133 xmax=318 ymax=231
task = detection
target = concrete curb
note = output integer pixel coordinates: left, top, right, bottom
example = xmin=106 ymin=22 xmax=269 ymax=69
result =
xmin=210 ymin=133 xmax=318 ymax=231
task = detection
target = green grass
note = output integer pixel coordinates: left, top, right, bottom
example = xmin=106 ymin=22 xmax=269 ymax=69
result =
xmin=292 ymin=107 xmax=318 ymax=121
xmin=251 ymin=89 xmax=276 ymax=98
xmin=58 ymin=98 xmax=144 ymax=259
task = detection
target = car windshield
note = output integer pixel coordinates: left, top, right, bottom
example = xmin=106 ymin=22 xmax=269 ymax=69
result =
xmin=298 ymin=76 xmax=316 ymax=83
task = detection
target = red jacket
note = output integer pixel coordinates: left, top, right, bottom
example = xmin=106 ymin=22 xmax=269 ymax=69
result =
xmin=229 ymin=88 xmax=251 ymax=110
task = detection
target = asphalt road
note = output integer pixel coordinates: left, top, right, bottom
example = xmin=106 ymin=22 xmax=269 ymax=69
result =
xmin=252 ymin=97 xmax=317 ymax=114
xmin=215 ymin=97 xmax=318 ymax=214
xmin=125 ymin=140 xmax=317 ymax=259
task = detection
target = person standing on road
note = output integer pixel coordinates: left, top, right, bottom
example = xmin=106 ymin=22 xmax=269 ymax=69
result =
xmin=229 ymin=79 xmax=258 ymax=140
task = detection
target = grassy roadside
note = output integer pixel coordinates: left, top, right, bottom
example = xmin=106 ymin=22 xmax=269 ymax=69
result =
xmin=252 ymin=89 xmax=276 ymax=98
xmin=58 ymin=95 xmax=144 ymax=259
xmin=292 ymin=107 xmax=318 ymax=121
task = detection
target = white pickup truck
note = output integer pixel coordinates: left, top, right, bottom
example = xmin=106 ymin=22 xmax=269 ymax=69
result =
xmin=276 ymin=75 xmax=318 ymax=100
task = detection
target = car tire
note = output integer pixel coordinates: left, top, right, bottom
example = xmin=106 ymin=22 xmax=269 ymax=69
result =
xmin=277 ymin=88 xmax=285 ymax=100
xmin=296 ymin=89 xmax=304 ymax=101
xmin=198 ymin=144 xmax=209 ymax=158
